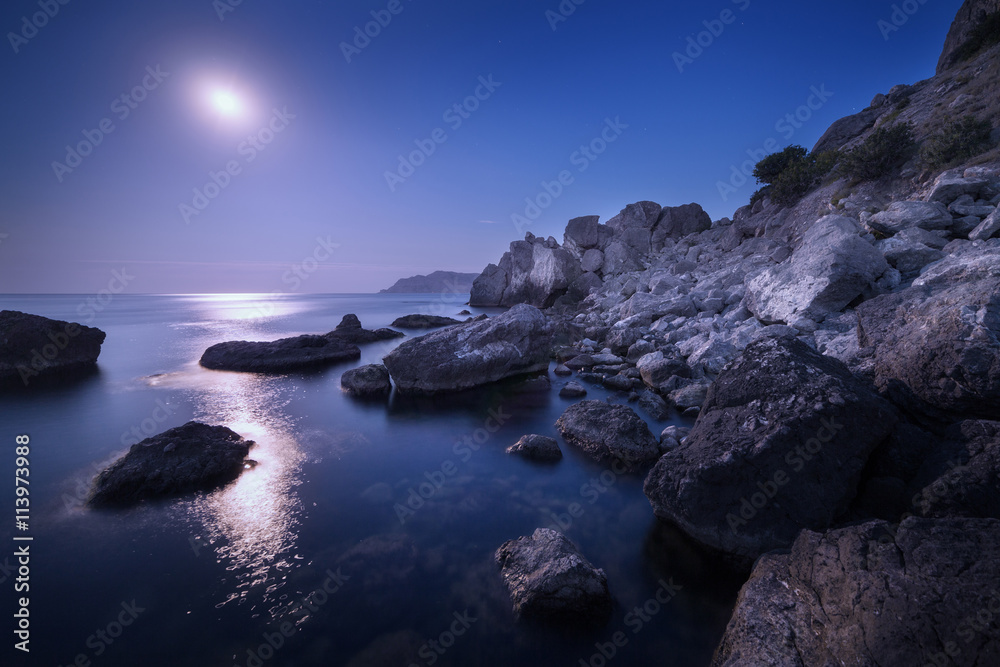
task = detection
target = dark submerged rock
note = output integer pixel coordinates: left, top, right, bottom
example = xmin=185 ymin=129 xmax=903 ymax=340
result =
xmin=0 ymin=310 xmax=106 ymax=386
xmin=200 ymin=334 xmax=360 ymax=373
xmin=506 ymin=434 xmax=562 ymax=462
xmin=341 ymin=364 xmax=392 ymax=397
xmin=390 ymin=314 xmax=463 ymax=329
xmin=495 ymin=528 xmax=612 ymax=626
xmin=555 ymin=400 xmax=660 ymax=471
xmin=326 ymin=314 xmax=404 ymax=344
xmin=88 ymin=421 xmax=253 ymax=507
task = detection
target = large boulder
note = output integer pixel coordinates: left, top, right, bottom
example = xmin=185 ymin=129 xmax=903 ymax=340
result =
xmin=0 ymin=310 xmax=106 ymax=386
xmin=200 ymin=334 xmax=360 ymax=373
xmin=495 ymin=528 xmax=612 ymax=626
xmin=88 ymin=422 xmax=254 ymax=507
xmin=713 ymin=517 xmax=1000 ymax=666
xmin=746 ymin=215 xmax=889 ymax=324
xmin=469 ymin=235 xmax=582 ymax=308
xmin=469 ymin=263 xmax=507 ymax=306
xmin=856 ymin=247 xmax=1000 ymax=419
xmin=382 ymin=304 xmax=553 ymax=394
xmin=644 ymin=336 xmax=897 ymax=560
xmin=555 ymin=400 xmax=660 ymax=470
xmin=341 ymin=364 xmax=392 ymax=397
xmin=562 ymin=215 xmax=605 ymax=256
xmin=651 ymin=203 xmax=712 ymax=248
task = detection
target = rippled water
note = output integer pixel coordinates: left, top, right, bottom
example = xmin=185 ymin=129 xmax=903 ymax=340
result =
xmin=0 ymin=294 xmax=743 ymax=667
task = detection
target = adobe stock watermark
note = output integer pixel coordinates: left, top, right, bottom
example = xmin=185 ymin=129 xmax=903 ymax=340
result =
xmin=178 ymin=107 xmax=295 ymax=224
xmin=393 ymin=406 xmax=512 ymax=524
xmin=578 ymin=578 xmax=683 ymax=667
xmin=52 ymin=65 xmax=170 ymax=183
xmin=17 ymin=267 xmax=135 ymax=386
xmin=213 ymin=0 xmax=246 ymax=22
xmin=672 ymin=0 xmax=751 ymax=74
xmin=878 ymin=0 xmax=931 ymax=41
xmin=341 ymin=0 xmax=414 ymax=63
xmin=546 ymin=0 xmax=587 ymax=31
xmin=407 ymin=610 xmax=478 ymax=667
xmin=716 ymin=84 xmax=833 ymax=202
xmin=55 ymin=600 xmax=145 ymax=667
xmin=725 ymin=415 xmax=845 ymax=534
xmin=7 ymin=0 xmax=73 ymax=54
xmin=384 ymin=75 xmax=502 ymax=192
xmin=511 ymin=116 xmax=627 ymax=234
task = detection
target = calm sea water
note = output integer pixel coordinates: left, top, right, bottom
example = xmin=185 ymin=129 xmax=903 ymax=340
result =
xmin=0 ymin=294 xmax=742 ymax=667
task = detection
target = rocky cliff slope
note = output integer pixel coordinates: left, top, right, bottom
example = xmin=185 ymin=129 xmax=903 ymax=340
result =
xmin=472 ymin=4 xmax=1000 ymax=663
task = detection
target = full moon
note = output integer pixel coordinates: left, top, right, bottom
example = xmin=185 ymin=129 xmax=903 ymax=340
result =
xmin=211 ymin=89 xmax=243 ymax=117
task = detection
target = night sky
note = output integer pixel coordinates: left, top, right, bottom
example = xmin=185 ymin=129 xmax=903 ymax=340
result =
xmin=0 ymin=0 xmax=964 ymax=293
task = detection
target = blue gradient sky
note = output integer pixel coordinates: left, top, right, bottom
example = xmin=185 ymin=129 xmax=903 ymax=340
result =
xmin=0 ymin=0 xmax=963 ymax=293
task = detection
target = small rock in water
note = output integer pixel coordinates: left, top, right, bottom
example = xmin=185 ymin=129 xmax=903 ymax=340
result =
xmin=559 ymin=381 xmax=588 ymax=398
xmin=495 ymin=528 xmax=612 ymax=626
xmin=506 ymin=434 xmax=562 ymax=462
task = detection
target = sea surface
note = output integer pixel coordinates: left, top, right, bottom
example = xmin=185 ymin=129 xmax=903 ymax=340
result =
xmin=0 ymin=293 xmax=743 ymax=667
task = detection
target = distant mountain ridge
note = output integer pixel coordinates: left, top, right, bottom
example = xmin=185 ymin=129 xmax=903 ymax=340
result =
xmin=379 ymin=271 xmax=479 ymax=294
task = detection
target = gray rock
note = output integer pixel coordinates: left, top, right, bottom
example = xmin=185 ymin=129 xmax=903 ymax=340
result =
xmin=495 ymin=528 xmax=612 ymax=626
xmin=637 ymin=352 xmax=691 ymax=388
xmin=89 ymin=422 xmax=254 ymax=507
xmin=651 ymin=203 xmax=712 ymax=247
xmin=638 ymin=390 xmax=671 ymax=420
xmin=746 ymin=215 xmax=888 ymax=324
xmin=563 ymin=215 xmax=603 ymax=254
xmin=566 ymin=271 xmax=604 ymax=302
xmin=857 ymin=247 xmax=1000 ymax=419
xmin=470 ymin=234 xmax=583 ymax=308
xmin=565 ymin=354 xmax=596 ymax=370
xmin=951 ymin=203 xmax=997 ymax=218
xmin=668 ymin=381 xmax=711 ymax=410
xmin=714 ymin=517 xmax=1000 ymax=666
xmin=969 ymin=209 xmax=1000 ymax=241
xmin=555 ymin=400 xmax=660 ymax=470
xmin=341 ymin=364 xmax=392 ymax=397
xmin=553 ymin=364 xmax=572 ymax=376
xmin=506 ymin=434 xmax=562 ymax=462
xmin=927 ymin=173 xmax=991 ymax=204
xmin=581 ymin=248 xmax=604 ymax=273
xmin=895 ymin=226 xmax=949 ymax=249
xmin=644 ymin=336 xmax=897 ymax=560
xmin=602 ymin=240 xmax=644 ymax=274
xmin=382 ymin=304 xmax=553 ymax=394
xmin=0 ymin=310 xmax=107 ymax=386
xmin=559 ymin=381 xmax=588 ymax=398
xmin=954 ymin=215 xmax=985 ymax=237
xmin=200 ymin=334 xmax=360 ymax=373
xmin=867 ymin=201 xmax=954 ymax=234
xmin=328 ymin=314 xmax=405 ymax=344
xmin=876 ymin=236 xmax=946 ymax=274
xmin=469 ymin=263 xmax=507 ymax=307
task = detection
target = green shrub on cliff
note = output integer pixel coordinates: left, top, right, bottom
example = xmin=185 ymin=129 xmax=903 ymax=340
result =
xmin=751 ymin=146 xmax=838 ymax=208
xmin=921 ymin=116 xmax=995 ymax=168
xmin=840 ymin=123 xmax=916 ymax=181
